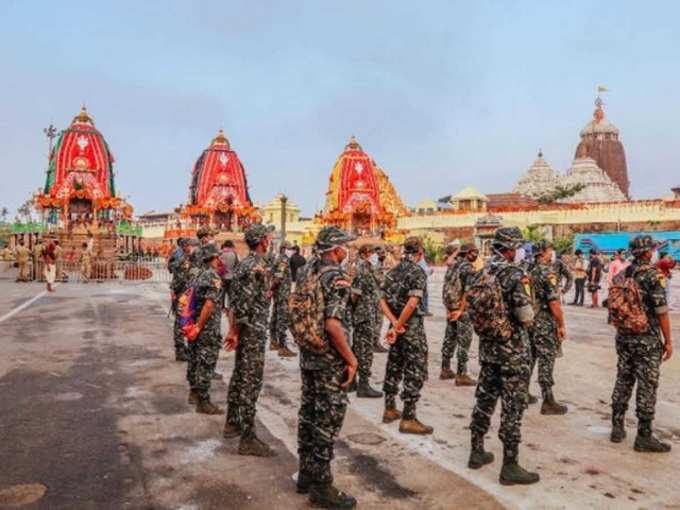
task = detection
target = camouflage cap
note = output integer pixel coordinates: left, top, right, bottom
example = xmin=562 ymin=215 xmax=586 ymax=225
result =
xmin=358 ymin=243 xmax=375 ymax=255
xmin=492 ymin=227 xmax=524 ymax=250
xmin=374 ymin=246 xmax=386 ymax=255
xmin=280 ymin=240 xmax=293 ymax=250
xmin=403 ymin=236 xmax=423 ymax=255
xmin=245 ymin=224 xmax=275 ymax=245
xmin=630 ymin=234 xmax=656 ymax=256
xmin=533 ymin=239 xmax=553 ymax=256
xmin=178 ymin=237 xmax=189 ymax=247
xmin=315 ymin=226 xmax=355 ymax=251
xmin=196 ymin=226 xmax=215 ymax=239
xmin=458 ymin=242 xmax=478 ymax=254
xmin=201 ymin=243 xmax=221 ymax=261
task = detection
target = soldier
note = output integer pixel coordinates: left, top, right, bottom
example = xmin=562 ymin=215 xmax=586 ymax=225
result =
xmin=380 ymin=237 xmax=433 ymax=435
xmin=610 ymin=235 xmax=673 ymax=452
xmin=186 ymin=244 xmax=224 ymax=415
xmin=79 ymin=242 xmax=92 ymax=283
xmin=440 ymin=243 xmax=479 ymax=386
xmin=350 ymin=244 xmax=383 ymax=398
xmin=223 ymin=224 xmax=277 ymax=457
xmin=529 ymin=240 xmax=568 ymax=415
xmin=169 ymin=238 xmax=194 ymax=362
xmin=468 ymin=227 xmax=539 ymax=485
xmin=270 ymin=240 xmax=297 ymax=358
xmin=32 ymin=238 xmax=44 ymax=281
xmin=295 ymin=226 xmax=357 ymax=509
xmin=371 ymin=246 xmax=389 ymax=353
xmin=14 ymin=239 xmax=30 ymax=282
xmin=553 ymin=251 xmax=574 ymax=298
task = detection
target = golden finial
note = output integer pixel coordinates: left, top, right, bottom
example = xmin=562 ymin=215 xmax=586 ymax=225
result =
xmin=211 ymin=129 xmax=231 ymax=149
xmin=345 ymin=135 xmax=362 ymax=151
xmin=73 ymin=104 xmax=93 ymax=124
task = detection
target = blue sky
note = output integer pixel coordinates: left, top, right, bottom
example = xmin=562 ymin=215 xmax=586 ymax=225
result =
xmin=1 ymin=0 xmax=679 ymax=218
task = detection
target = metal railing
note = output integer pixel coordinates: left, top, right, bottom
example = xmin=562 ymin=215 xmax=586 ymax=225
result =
xmin=0 ymin=256 xmax=172 ymax=283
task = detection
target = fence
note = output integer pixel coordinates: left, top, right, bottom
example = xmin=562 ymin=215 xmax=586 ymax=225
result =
xmin=0 ymin=256 xmax=172 ymax=284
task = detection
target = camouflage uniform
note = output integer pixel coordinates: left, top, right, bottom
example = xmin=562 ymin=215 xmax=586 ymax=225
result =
xmin=381 ymin=257 xmax=428 ymax=419
xmin=441 ymin=258 xmax=475 ymax=374
xmin=372 ymin=259 xmax=387 ymax=336
xmin=529 ymin=261 xmax=560 ymax=392
xmin=226 ymin=252 xmax=272 ymax=439
xmin=351 ymin=258 xmax=380 ymax=380
xmin=611 ymin=260 xmax=668 ymax=428
xmin=470 ymin=254 xmax=533 ymax=452
xmin=169 ymin=250 xmax=192 ymax=358
xmin=553 ymin=257 xmax=574 ymax=295
xmin=269 ymin=252 xmax=292 ymax=348
xmin=187 ymin=266 xmax=223 ymax=400
xmin=298 ymin=259 xmax=351 ymax=485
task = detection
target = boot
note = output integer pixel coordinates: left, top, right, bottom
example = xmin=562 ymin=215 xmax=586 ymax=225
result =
xmin=610 ymin=407 xmax=626 ymax=443
xmin=269 ymin=341 xmax=280 ymax=351
xmin=223 ymin=421 xmax=240 ymax=439
xmin=439 ymin=367 xmax=455 ymax=380
xmin=455 ymin=372 xmax=477 ymax=387
xmin=540 ymin=387 xmax=568 ymax=415
xmin=399 ymin=418 xmax=434 ymax=435
xmin=373 ymin=342 xmax=388 ymax=353
xmin=382 ymin=404 xmax=402 ymax=424
xmin=356 ymin=378 xmax=382 ymax=398
xmin=278 ymin=346 xmax=298 ymax=358
xmin=499 ymin=447 xmax=539 ymax=486
xmin=528 ymin=393 xmax=538 ymax=405
xmin=212 ymin=371 xmax=223 ymax=381
xmin=196 ymin=398 xmax=223 ymax=415
xmin=238 ymin=436 xmax=277 ymax=457
xmin=187 ymin=389 xmax=199 ymax=404
xmin=634 ymin=420 xmax=671 ymax=453
xmin=468 ymin=433 xmax=494 ymax=469
xmin=309 ymin=483 xmax=357 ymax=509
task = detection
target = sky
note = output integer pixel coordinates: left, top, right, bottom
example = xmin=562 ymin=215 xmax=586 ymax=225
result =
xmin=1 ymin=0 xmax=679 ymax=219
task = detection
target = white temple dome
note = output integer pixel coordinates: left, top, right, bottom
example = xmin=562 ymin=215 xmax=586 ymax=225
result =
xmin=513 ymin=151 xmax=560 ymax=198
xmin=560 ymin=157 xmax=626 ymax=203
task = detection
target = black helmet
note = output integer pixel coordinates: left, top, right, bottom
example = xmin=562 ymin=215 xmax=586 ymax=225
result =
xmin=629 ymin=235 xmax=655 ymax=257
xmin=492 ymin=227 xmax=524 ymax=250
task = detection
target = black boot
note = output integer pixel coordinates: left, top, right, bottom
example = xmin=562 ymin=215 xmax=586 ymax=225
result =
xmin=309 ymin=483 xmax=357 ymax=509
xmin=499 ymin=447 xmax=539 ymax=486
xmin=356 ymin=378 xmax=382 ymax=398
xmin=297 ymin=471 xmax=313 ymax=494
xmin=610 ymin=406 xmax=626 ymax=443
xmin=468 ymin=433 xmax=494 ymax=469
xmin=634 ymin=420 xmax=671 ymax=453
xmin=540 ymin=387 xmax=568 ymax=415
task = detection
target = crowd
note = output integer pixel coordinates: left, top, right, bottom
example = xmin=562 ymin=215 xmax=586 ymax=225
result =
xmin=164 ymin=224 xmax=674 ymax=509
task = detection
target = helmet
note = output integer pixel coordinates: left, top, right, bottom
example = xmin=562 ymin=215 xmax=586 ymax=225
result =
xmin=629 ymin=235 xmax=655 ymax=257
xmin=458 ymin=242 xmax=478 ymax=254
xmin=315 ymin=227 xmax=355 ymax=251
xmin=245 ymin=224 xmax=275 ymax=245
xmin=201 ymin=243 xmax=221 ymax=262
xmin=492 ymin=227 xmax=524 ymax=250
xmin=532 ymin=239 xmax=553 ymax=256
xmin=403 ymin=236 xmax=423 ymax=255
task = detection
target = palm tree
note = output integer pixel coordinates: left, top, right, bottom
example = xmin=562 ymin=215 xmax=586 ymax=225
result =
xmin=0 ymin=207 xmax=8 ymax=223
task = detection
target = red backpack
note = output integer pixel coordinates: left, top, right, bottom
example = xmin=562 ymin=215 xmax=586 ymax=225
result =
xmin=607 ymin=267 xmax=650 ymax=335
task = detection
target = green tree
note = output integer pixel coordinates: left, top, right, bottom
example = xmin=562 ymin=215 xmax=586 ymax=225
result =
xmin=522 ymin=225 xmax=545 ymax=243
xmin=536 ymin=184 xmax=586 ymax=204
xmin=553 ymin=234 xmax=575 ymax=254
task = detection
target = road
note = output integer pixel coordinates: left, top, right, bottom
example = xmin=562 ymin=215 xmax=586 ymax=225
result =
xmin=0 ymin=272 xmax=679 ymax=509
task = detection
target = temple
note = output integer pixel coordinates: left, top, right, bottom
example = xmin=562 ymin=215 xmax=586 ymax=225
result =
xmin=180 ymin=130 xmax=257 ymax=232
xmin=37 ymin=106 xmax=132 ymax=227
xmin=320 ymin=136 xmax=408 ymax=237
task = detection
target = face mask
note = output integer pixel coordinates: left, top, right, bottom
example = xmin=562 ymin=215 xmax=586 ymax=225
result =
xmin=651 ymin=251 xmax=659 ymax=264
xmin=208 ymin=239 xmax=216 ymax=245
xmin=369 ymin=253 xmax=378 ymax=265
xmin=550 ymin=251 xmax=557 ymax=264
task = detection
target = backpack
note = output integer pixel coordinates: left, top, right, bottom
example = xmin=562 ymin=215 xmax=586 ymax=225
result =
xmin=288 ymin=262 xmax=331 ymax=354
xmin=466 ymin=269 xmax=514 ymax=341
xmin=176 ymin=286 xmax=201 ymax=342
xmin=442 ymin=262 xmax=464 ymax=311
xmin=607 ymin=268 xmax=650 ymax=335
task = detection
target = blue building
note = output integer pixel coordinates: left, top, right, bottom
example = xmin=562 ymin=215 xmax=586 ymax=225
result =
xmin=574 ymin=231 xmax=680 ymax=259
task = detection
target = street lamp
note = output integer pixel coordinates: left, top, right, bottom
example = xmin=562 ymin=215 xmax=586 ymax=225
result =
xmin=43 ymin=124 xmax=57 ymax=159
xmin=280 ymin=194 xmax=288 ymax=243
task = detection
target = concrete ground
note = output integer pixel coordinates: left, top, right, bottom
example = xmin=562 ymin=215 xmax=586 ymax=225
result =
xmin=0 ymin=271 xmax=679 ymax=510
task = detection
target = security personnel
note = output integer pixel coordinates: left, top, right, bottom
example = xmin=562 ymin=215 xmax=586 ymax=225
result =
xmin=468 ymin=227 xmax=539 ymax=485
xmin=380 ymin=237 xmax=432 ymax=435
xmin=186 ymin=244 xmax=224 ymax=415
xmin=224 ymin=224 xmax=277 ymax=457
xmin=610 ymin=235 xmax=673 ymax=452
xmin=169 ymin=238 xmax=194 ymax=361
xmin=270 ymin=240 xmax=296 ymax=357
xmin=295 ymin=227 xmax=358 ymax=509
xmin=14 ymin=240 xmax=31 ymax=282
xmin=530 ymin=240 xmax=568 ymax=415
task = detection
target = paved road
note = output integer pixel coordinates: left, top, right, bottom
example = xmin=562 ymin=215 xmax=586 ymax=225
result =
xmin=0 ymin=274 xmax=679 ymax=509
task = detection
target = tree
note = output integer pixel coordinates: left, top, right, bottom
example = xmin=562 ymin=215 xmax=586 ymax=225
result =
xmin=553 ymin=234 xmax=575 ymax=254
xmin=522 ymin=225 xmax=545 ymax=243
xmin=536 ymin=184 xmax=586 ymax=205
xmin=0 ymin=207 xmax=8 ymax=223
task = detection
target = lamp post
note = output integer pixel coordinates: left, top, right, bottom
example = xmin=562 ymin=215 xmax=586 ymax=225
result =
xmin=43 ymin=124 xmax=57 ymax=159
xmin=280 ymin=194 xmax=288 ymax=244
